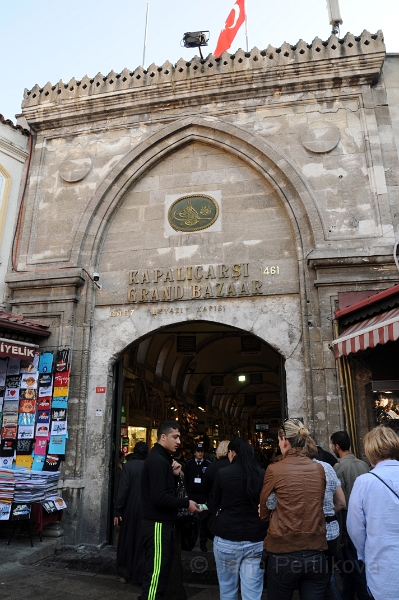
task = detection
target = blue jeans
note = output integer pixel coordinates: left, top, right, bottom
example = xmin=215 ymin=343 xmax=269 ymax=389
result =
xmin=267 ymin=550 xmax=329 ymax=600
xmin=213 ymin=536 xmax=264 ymax=600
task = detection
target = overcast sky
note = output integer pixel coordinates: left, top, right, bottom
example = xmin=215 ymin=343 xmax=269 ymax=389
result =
xmin=1 ymin=0 xmax=398 ymax=121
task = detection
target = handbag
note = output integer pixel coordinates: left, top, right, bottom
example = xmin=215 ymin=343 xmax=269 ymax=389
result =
xmin=176 ymin=475 xmax=191 ymax=519
xmin=175 ymin=474 xmax=199 ymax=551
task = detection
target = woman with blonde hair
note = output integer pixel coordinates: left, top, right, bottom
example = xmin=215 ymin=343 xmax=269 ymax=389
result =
xmin=347 ymin=426 xmax=399 ymax=600
xmin=260 ymin=418 xmax=329 ymax=600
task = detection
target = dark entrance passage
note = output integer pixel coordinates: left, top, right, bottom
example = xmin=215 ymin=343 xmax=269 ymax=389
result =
xmin=108 ymin=321 xmax=286 ymax=542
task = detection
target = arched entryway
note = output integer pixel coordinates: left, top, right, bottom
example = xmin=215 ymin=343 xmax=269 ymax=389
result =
xmin=108 ymin=319 xmax=287 ymax=542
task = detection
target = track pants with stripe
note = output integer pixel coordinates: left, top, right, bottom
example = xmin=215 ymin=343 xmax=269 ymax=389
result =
xmin=141 ymin=519 xmax=175 ymax=600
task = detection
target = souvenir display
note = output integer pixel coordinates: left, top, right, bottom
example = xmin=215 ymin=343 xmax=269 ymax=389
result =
xmin=13 ymin=470 xmax=60 ymax=503
xmin=11 ymin=503 xmax=31 ymax=520
xmin=0 ymin=349 xmax=70 ymax=520
xmin=20 ymin=373 xmax=39 ymax=389
xmin=32 ymin=455 xmax=45 ymax=470
xmin=20 ymin=354 xmax=39 ymax=374
xmin=55 ymin=349 xmax=70 ymax=373
xmin=16 ymin=439 xmax=34 ymax=455
xmin=0 ymin=503 xmax=12 ymax=520
xmin=39 ymin=353 xmax=53 ymax=374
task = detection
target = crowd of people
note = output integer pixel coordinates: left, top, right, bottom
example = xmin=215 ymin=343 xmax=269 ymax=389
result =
xmin=113 ymin=419 xmax=399 ymax=600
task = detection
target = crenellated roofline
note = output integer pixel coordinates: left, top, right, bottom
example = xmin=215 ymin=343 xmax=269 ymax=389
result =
xmin=21 ymin=31 xmax=386 ymax=128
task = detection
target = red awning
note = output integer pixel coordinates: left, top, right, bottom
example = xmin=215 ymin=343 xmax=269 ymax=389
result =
xmin=332 ymin=307 xmax=399 ymax=358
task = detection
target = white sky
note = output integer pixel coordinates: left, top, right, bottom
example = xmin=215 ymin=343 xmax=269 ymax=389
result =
xmin=1 ymin=0 xmax=398 ymax=121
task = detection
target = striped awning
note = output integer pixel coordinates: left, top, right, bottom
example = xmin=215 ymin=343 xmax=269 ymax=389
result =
xmin=333 ymin=307 xmax=399 ymax=359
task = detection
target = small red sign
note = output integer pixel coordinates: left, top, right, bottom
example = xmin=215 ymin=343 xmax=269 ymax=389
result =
xmin=96 ymin=386 xmax=106 ymax=393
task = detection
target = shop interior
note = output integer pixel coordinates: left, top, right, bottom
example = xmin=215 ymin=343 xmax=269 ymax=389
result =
xmin=348 ymin=339 xmax=399 ymax=437
xmin=108 ymin=320 xmax=286 ymax=540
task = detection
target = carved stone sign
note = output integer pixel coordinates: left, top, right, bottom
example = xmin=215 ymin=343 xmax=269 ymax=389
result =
xmin=127 ymin=263 xmax=282 ymax=304
xmin=168 ymin=194 xmax=219 ymax=232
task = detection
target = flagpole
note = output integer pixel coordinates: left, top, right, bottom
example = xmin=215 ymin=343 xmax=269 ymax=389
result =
xmin=142 ymin=3 xmax=150 ymax=67
xmin=244 ymin=0 xmax=249 ymax=52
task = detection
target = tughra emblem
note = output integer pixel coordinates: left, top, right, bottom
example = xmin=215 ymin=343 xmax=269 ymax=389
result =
xmin=168 ymin=194 xmax=219 ymax=232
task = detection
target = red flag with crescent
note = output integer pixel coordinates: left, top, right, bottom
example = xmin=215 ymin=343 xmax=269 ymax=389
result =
xmin=214 ymin=0 xmax=246 ymax=58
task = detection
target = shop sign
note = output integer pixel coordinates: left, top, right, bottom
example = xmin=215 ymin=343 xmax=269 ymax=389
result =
xmin=255 ymin=423 xmax=270 ymax=431
xmin=168 ymin=194 xmax=219 ymax=232
xmin=0 ymin=338 xmax=38 ymax=360
xmin=127 ymin=262 xmax=279 ymax=304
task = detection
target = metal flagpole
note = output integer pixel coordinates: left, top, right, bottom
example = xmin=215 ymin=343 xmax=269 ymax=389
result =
xmin=244 ymin=0 xmax=249 ymax=52
xmin=142 ymin=3 xmax=150 ymax=67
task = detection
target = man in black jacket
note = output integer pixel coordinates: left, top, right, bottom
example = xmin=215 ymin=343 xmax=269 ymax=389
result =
xmin=184 ymin=443 xmax=211 ymax=551
xmin=140 ymin=421 xmax=200 ymax=600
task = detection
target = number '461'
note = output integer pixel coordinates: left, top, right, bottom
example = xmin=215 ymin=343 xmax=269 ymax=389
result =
xmin=263 ymin=266 xmax=280 ymax=275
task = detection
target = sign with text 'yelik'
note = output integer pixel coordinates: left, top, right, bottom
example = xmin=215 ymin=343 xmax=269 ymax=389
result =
xmin=0 ymin=339 xmax=38 ymax=360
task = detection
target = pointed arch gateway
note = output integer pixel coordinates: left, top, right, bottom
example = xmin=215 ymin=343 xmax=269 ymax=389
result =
xmin=84 ymin=116 xmax=323 ymax=541
xmin=85 ymin=114 xmax=320 ymax=424
xmin=76 ymin=115 xmax=324 ymax=267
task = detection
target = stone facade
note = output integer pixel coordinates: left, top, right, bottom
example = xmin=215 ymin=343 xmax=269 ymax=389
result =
xmin=6 ymin=30 xmax=399 ymax=544
xmin=0 ymin=116 xmax=29 ymax=307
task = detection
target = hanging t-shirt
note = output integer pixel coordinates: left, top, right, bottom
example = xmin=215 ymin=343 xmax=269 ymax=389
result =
xmin=32 ymin=455 xmax=45 ymax=471
xmin=7 ymin=359 xmax=21 ymax=376
xmin=0 ymin=359 xmax=8 ymax=376
xmin=43 ymin=454 xmax=61 ymax=471
xmin=39 ymin=353 xmax=53 ymax=374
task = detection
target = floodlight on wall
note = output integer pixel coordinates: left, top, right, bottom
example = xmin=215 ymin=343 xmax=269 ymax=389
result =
xmin=238 ymin=375 xmax=246 ymax=382
xmin=326 ymin=0 xmax=343 ymax=35
xmin=182 ymin=31 xmax=210 ymax=59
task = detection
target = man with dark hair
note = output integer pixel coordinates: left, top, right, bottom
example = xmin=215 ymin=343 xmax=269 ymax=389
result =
xmin=330 ymin=432 xmax=368 ymax=504
xmin=140 ymin=421 xmax=200 ymax=600
xmin=330 ymin=431 xmax=369 ymax=600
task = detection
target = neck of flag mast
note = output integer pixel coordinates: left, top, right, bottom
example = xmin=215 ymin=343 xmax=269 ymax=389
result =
xmin=142 ymin=3 xmax=150 ymax=67
xmin=245 ymin=0 xmax=249 ymax=52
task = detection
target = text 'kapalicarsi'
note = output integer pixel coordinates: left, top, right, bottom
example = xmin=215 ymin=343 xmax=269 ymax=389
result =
xmin=127 ymin=263 xmax=264 ymax=303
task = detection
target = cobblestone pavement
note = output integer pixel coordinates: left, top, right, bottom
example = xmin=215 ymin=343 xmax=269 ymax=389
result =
xmin=0 ymin=560 xmax=221 ymax=600
xmin=0 ymin=535 xmax=222 ymax=600
xmin=0 ymin=532 xmax=278 ymax=600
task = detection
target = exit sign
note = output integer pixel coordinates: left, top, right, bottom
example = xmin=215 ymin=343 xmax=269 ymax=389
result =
xmin=96 ymin=386 xmax=106 ymax=393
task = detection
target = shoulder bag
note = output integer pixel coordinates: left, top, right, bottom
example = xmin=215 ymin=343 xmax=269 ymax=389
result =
xmin=370 ymin=472 xmax=399 ymax=500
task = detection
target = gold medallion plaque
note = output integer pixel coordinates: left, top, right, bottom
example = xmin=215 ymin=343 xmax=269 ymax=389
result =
xmin=168 ymin=194 xmax=219 ymax=232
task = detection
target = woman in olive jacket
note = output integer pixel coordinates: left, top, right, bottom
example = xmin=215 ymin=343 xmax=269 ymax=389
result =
xmin=211 ymin=438 xmax=267 ymax=600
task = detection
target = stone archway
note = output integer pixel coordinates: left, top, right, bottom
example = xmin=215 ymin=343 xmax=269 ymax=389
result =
xmin=74 ymin=116 xmax=325 ymax=269
xmin=79 ymin=307 xmax=304 ymax=544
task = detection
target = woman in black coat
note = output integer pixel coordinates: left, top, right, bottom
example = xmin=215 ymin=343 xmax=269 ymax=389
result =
xmin=211 ymin=438 xmax=267 ymax=600
xmin=114 ymin=442 xmax=148 ymax=584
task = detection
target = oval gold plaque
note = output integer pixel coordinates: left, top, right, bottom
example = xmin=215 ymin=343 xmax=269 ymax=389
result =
xmin=168 ymin=194 xmax=219 ymax=232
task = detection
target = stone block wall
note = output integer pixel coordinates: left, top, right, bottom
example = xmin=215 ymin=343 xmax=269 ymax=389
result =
xmin=4 ymin=31 xmax=399 ymax=544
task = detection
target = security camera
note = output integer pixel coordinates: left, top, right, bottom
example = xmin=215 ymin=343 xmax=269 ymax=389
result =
xmin=92 ymin=272 xmax=100 ymax=282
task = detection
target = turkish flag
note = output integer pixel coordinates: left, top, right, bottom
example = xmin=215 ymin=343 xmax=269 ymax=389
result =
xmin=214 ymin=0 xmax=246 ymax=58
